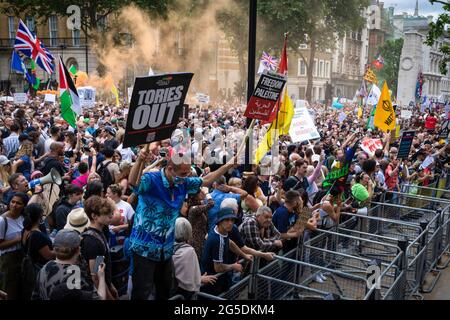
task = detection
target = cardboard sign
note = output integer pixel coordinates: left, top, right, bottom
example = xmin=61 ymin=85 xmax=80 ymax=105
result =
xmin=400 ymin=109 xmax=412 ymax=119
xmin=123 ymin=73 xmax=193 ymax=148
xmin=360 ymin=138 xmax=383 ymax=157
xmin=13 ymin=93 xmax=28 ymax=104
xmin=244 ymin=71 xmax=287 ymax=121
xmin=195 ymin=93 xmax=210 ymax=104
xmin=77 ymin=87 xmax=96 ymax=108
xmin=289 ymin=100 xmax=320 ymax=143
xmin=397 ymin=131 xmax=415 ymax=160
xmin=44 ymin=94 xmax=56 ymax=103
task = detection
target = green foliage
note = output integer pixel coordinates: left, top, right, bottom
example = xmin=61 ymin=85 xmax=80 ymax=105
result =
xmin=375 ymin=38 xmax=404 ymax=96
xmin=425 ymin=0 xmax=450 ymax=75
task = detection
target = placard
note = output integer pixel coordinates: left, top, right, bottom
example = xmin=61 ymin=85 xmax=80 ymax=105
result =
xmin=289 ymin=100 xmax=320 ymax=143
xmin=244 ymin=71 xmax=287 ymax=121
xmin=123 ymin=73 xmax=193 ymax=148
xmin=360 ymin=138 xmax=383 ymax=157
xmin=13 ymin=93 xmax=28 ymax=104
xmin=397 ymin=131 xmax=415 ymax=160
xmin=44 ymin=94 xmax=56 ymax=103
xmin=77 ymin=86 xmax=96 ymax=108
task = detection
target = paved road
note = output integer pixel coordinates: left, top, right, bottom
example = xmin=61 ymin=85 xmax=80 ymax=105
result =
xmin=424 ymin=260 xmax=450 ymax=300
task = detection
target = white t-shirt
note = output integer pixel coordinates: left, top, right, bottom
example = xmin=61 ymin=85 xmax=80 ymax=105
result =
xmin=117 ymin=145 xmax=135 ymax=164
xmin=0 ymin=215 xmax=24 ymax=256
xmin=44 ymin=138 xmax=57 ymax=153
xmin=116 ymin=200 xmax=135 ymax=224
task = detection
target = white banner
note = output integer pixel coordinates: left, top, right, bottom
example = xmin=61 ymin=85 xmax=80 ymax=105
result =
xmin=289 ymin=100 xmax=320 ymax=143
xmin=360 ymin=138 xmax=383 ymax=157
xmin=44 ymin=94 xmax=56 ymax=103
xmin=13 ymin=93 xmax=28 ymax=105
xmin=77 ymin=86 xmax=96 ymax=108
xmin=195 ymin=93 xmax=210 ymax=104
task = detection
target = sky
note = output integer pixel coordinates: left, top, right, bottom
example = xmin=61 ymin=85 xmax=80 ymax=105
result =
xmin=381 ymin=0 xmax=445 ymax=19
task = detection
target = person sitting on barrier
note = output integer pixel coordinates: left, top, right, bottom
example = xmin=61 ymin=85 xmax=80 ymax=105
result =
xmin=200 ymin=208 xmax=251 ymax=296
xmin=239 ymin=206 xmax=283 ymax=254
xmin=171 ymin=218 xmax=218 ymax=300
xmin=312 ymin=185 xmax=343 ymax=230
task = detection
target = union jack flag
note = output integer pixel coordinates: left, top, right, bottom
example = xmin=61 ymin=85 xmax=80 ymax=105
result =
xmin=14 ymin=19 xmax=55 ymax=74
xmin=261 ymin=51 xmax=278 ymax=70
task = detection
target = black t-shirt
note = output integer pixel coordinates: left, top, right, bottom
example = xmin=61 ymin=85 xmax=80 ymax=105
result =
xmin=23 ymin=230 xmax=54 ymax=266
xmin=80 ymin=227 xmax=112 ymax=286
xmin=104 ymin=139 xmax=119 ymax=151
xmin=41 ymin=156 xmax=66 ymax=177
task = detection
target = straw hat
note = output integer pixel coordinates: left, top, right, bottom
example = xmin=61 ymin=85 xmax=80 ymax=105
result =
xmin=64 ymin=208 xmax=90 ymax=234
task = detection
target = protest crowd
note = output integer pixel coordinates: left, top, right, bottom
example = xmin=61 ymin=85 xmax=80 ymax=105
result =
xmin=0 ymin=86 xmax=449 ymax=300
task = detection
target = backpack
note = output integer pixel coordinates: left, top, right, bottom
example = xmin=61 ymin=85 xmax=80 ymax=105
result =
xmin=47 ymin=196 xmax=66 ymax=231
xmin=97 ymin=161 xmax=114 ymax=191
xmin=1 ymin=213 xmax=8 ymax=240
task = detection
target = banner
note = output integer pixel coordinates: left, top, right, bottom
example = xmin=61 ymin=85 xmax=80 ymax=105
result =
xmin=366 ymin=84 xmax=381 ymax=106
xmin=289 ymin=100 xmax=320 ymax=143
xmin=360 ymin=138 xmax=383 ymax=157
xmin=364 ymin=67 xmax=378 ymax=84
xmin=322 ymin=141 xmax=358 ymax=188
xmin=244 ymin=71 xmax=287 ymax=121
xmin=77 ymin=86 xmax=96 ymax=108
xmin=123 ymin=73 xmax=193 ymax=148
xmin=374 ymin=81 xmax=396 ymax=133
xmin=44 ymin=93 xmax=56 ymax=103
xmin=13 ymin=93 xmax=28 ymax=104
xmin=397 ymin=131 xmax=415 ymax=160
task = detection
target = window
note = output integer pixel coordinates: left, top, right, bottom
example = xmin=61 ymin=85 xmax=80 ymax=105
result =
xmin=313 ymin=59 xmax=318 ymax=77
xmin=298 ymin=59 xmax=306 ymax=76
xmin=319 ymin=60 xmax=324 ymax=77
xmin=72 ymin=29 xmax=80 ymax=46
xmin=97 ymin=15 xmax=107 ymax=31
xmin=319 ymin=87 xmax=323 ymax=100
xmin=25 ymin=16 xmax=35 ymax=33
xmin=8 ymin=17 xmax=15 ymax=46
xmin=325 ymin=62 xmax=330 ymax=78
xmin=299 ymin=87 xmax=306 ymax=99
xmin=312 ymin=87 xmax=317 ymax=101
xmin=49 ymin=15 xmax=58 ymax=46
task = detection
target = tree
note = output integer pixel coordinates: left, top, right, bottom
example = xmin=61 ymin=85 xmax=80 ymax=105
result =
xmin=375 ymin=38 xmax=404 ymax=96
xmin=425 ymin=0 xmax=449 ymax=75
xmin=1 ymin=0 xmax=172 ymax=39
xmin=258 ymin=0 xmax=369 ymax=103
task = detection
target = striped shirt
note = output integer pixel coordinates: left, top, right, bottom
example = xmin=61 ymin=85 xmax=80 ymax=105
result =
xmin=3 ymin=132 xmax=19 ymax=159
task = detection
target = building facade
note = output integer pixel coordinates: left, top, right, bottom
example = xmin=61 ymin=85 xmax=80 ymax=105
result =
xmin=0 ymin=13 xmax=98 ymax=93
xmin=396 ymin=8 xmax=450 ymax=104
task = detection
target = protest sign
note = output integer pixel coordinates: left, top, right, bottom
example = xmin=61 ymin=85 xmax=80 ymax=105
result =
xmin=123 ymin=73 xmax=193 ymax=148
xmin=338 ymin=112 xmax=347 ymax=123
xmin=44 ymin=94 xmax=56 ymax=103
xmin=78 ymin=87 xmax=96 ymax=108
xmin=366 ymin=84 xmax=381 ymax=106
xmin=397 ymin=131 xmax=415 ymax=160
xmin=13 ymin=93 xmax=28 ymax=104
xmin=244 ymin=71 xmax=287 ymax=121
xmin=360 ymin=138 xmax=383 ymax=157
xmin=400 ymin=109 xmax=412 ymax=119
xmin=289 ymin=100 xmax=320 ymax=143
xmin=438 ymin=119 xmax=450 ymax=139
xmin=0 ymin=96 xmax=14 ymax=102
xmin=195 ymin=93 xmax=210 ymax=104
xmin=420 ymin=156 xmax=434 ymax=170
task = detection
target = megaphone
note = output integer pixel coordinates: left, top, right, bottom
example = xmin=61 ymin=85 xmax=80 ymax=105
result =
xmin=29 ymin=168 xmax=62 ymax=189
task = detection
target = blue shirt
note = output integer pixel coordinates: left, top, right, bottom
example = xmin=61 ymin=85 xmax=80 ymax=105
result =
xmin=201 ymin=226 xmax=230 ymax=275
xmin=208 ymin=190 xmax=241 ymax=230
xmin=272 ymin=205 xmax=297 ymax=233
xmin=17 ymin=155 xmax=32 ymax=180
xmin=129 ymin=168 xmax=202 ymax=261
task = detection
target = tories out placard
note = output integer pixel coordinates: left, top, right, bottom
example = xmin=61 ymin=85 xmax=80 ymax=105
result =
xmin=244 ymin=71 xmax=287 ymax=121
xmin=123 ymin=73 xmax=193 ymax=148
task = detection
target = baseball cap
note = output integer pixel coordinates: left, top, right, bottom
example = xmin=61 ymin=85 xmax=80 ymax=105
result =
xmin=312 ymin=154 xmax=321 ymax=163
xmin=0 ymin=155 xmax=10 ymax=165
xmin=53 ymin=229 xmax=81 ymax=249
xmin=104 ymin=126 xmax=116 ymax=136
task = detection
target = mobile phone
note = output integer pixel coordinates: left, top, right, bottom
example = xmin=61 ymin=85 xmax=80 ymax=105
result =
xmin=93 ymin=255 xmax=105 ymax=274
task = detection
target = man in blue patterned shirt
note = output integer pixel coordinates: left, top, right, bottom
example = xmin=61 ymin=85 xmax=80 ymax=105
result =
xmin=128 ymin=147 xmax=237 ymax=300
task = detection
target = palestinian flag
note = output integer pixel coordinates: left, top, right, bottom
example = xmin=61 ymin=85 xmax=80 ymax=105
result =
xmin=58 ymin=57 xmax=80 ymax=128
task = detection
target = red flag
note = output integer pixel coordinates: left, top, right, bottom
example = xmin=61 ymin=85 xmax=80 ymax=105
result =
xmin=260 ymin=35 xmax=288 ymax=125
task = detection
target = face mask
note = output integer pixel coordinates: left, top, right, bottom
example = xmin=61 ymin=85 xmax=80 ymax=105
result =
xmin=174 ymin=176 xmax=185 ymax=184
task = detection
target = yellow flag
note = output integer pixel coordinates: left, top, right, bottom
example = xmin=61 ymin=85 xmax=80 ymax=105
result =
xmin=111 ymin=84 xmax=120 ymax=107
xmin=255 ymin=88 xmax=294 ymax=164
xmin=374 ymin=81 xmax=396 ymax=133
xmin=364 ymin=67 xmax=378 ymax=84
xmin=357 ymin=106 xmax=363 ymax=118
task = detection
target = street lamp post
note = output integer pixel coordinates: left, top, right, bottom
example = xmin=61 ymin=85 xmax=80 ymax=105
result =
xmin=245 ymin=0 xmax=257 ymax=172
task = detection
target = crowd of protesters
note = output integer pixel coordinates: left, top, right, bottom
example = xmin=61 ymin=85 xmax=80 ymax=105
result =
xmin=0 ymin=93 xmax=449 ymax=300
